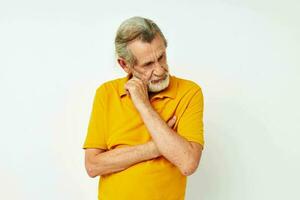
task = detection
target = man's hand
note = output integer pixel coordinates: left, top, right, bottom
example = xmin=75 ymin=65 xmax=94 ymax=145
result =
xmin=167 ymin=115 xmax=176 ymax=129
xmin=125 ymin=76 xmax=150 ymax=111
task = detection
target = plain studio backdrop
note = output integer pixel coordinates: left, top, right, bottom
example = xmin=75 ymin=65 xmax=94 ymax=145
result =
xmin=0 ymin=0 xmax=299 ymax=199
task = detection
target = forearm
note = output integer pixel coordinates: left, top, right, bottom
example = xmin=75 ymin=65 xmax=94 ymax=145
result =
xmin=88 ymin=141 xmax=160 ymax=177
xmin=139 ymin=106 xmax=194 ymax=174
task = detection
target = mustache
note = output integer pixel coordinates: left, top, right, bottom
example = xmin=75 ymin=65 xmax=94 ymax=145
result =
xmin=150 ymin=73 xmax=169 ymax=83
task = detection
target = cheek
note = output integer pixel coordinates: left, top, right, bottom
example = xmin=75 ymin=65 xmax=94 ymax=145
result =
xmin=157 ymin=65 xmax=168 ymax=74
xmin=159 ymin=60 xmax=168 ymax=71
xmin=133 ymin=68 xmax=152 ymax=81
xmin=164 ymin=64 xmax=169 ymax=72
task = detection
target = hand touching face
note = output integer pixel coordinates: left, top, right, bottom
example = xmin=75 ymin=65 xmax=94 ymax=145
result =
xmin=125 ymin=75 xmax=150 ymax=110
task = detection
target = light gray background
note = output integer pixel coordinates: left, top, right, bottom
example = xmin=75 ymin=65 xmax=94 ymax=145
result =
xmin=0 ymin=0 xmax=299 ymax=199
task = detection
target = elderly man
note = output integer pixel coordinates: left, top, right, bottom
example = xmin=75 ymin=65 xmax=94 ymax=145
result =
xmin=83 ymin=16 xmax=205 ymax=200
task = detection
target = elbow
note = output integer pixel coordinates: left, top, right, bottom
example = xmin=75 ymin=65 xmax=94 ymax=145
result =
xmin=84 ymin=149 xmax=107 ymax=178
xmin=180 ymin=143 xmax=203 ymax=176
xmin=87 ymin=168 xmax=98 ymax=178
xmin=85 ymin=159 xmax=102 ymax=178
xmin=180 ymin=159 xmax=200 ymax=176
xmin=180 ymin=165 xmax=196 ymax=176
xmin=85 ymin=163 xmax=98 ymax=178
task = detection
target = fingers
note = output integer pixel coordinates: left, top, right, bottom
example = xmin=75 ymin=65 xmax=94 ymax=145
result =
xmin=125 ymin=75 xmax=148 ymax=96
xmin=125 ymin=89 xmax=130 ymax=97
xmin=132 ymin=76 xmax=147 ymax=87
xmin=167 ymin=115 xmax=177 ymax=128
xmin=131 ymin=72 xmax=149 ymax=86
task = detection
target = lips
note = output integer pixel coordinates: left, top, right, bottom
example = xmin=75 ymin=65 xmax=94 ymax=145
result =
xmin=151 ymin=75 xmax=167 ymax=83
xmin=151 ymin=79 xmax=162 ymax=83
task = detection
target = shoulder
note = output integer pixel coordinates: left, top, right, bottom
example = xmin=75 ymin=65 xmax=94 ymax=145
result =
xmin=94 ymin=76 xmax=125 ymax=99
xmin=95 ymin=76 xmax=124 ymax=93
xmin=172 ymin=75 xmax=203 ymax=94
xmin=172 ymin=75 xmax=204 ymax=106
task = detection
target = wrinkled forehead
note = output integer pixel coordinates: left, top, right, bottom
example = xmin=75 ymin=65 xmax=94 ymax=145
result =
xmin=128 ymin=35 xmax=166 ymax=65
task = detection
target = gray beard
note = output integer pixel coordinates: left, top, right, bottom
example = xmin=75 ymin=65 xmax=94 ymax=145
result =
xmin=147 ymin=73 xmax=170 ymax=93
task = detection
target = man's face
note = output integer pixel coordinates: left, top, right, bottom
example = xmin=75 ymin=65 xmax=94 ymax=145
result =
xmin=125 ymin=34 xmax=170 ymax=93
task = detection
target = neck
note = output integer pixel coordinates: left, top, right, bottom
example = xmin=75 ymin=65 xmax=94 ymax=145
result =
xmin=148 ymin=91 xmax=157 ymax=99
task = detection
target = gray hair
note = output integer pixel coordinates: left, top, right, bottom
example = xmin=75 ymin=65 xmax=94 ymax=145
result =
xmin=114 ymin=16 xmax=168 ymax=67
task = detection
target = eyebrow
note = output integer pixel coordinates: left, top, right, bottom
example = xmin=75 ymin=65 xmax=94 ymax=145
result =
xmin=141 ymin=52 xmax=165 ymax=66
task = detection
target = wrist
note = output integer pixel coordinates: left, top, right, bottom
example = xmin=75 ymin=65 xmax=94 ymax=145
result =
xmin=147 ymin=141 xmax=161 ymax=158
xmin=137 ymin=102 xmax=153 ymax=116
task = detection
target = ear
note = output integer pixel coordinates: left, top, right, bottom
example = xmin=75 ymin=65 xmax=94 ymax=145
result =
xmin=117 ymin=58 xmax=131 ymax=74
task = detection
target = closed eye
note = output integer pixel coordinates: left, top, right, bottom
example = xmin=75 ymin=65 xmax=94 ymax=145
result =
xmin=143 ymin=53 xmax=165 ymax=67
xmin=158 ymin=54 xmax=164 ymax=61
xmin=144 ymin=62 xmax=153 ymax=67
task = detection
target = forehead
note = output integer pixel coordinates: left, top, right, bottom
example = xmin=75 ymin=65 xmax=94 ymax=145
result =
xmin=127 ymin=35 xmax=166 ymax=64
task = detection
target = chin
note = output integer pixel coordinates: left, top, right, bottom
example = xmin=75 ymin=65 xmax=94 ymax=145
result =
xmin=148 ymin=74 xmax=170 ymax=93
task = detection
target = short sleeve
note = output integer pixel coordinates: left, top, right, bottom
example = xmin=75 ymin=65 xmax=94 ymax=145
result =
xmin=177 ymin=86 xmax=205 ymax=149
xmin=82 ymin=84 xmax=108 ymax=150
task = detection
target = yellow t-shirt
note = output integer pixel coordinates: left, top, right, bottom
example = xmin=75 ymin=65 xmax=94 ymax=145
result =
xmin=83 ymin=74 xmax=205 ymax=200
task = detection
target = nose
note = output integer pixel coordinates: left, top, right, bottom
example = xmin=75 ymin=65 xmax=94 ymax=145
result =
xmin=153 ymin=61 xmax=166 ymax=78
